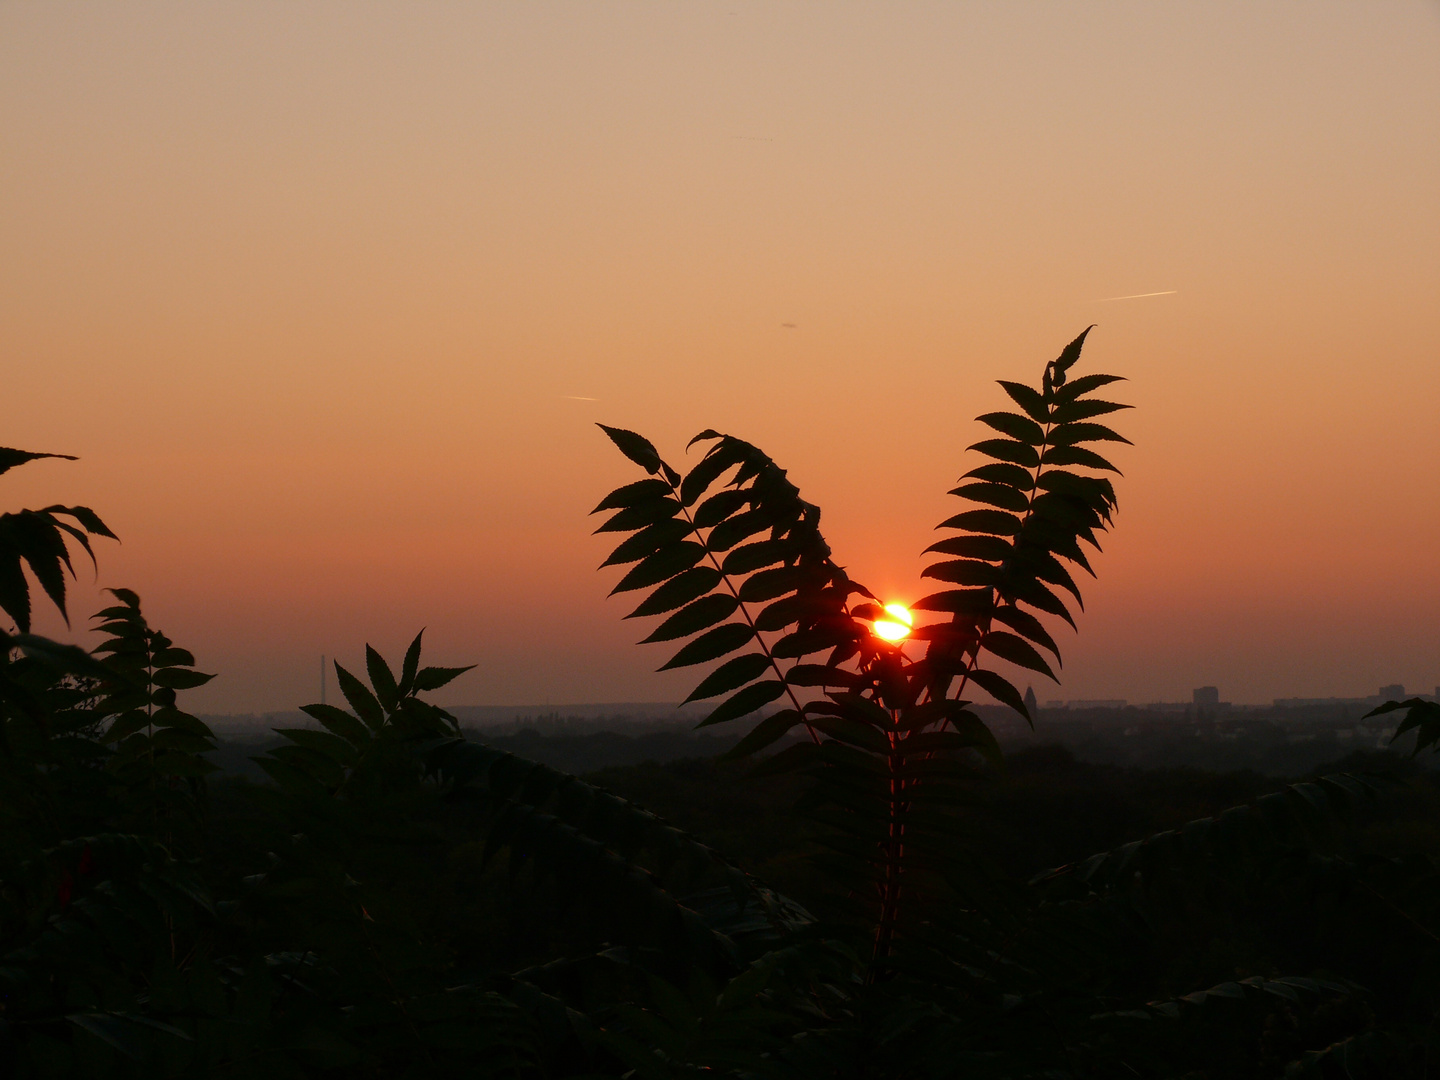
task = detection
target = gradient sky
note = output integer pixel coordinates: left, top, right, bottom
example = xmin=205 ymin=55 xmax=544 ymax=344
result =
xmin=3 ymin=2 xmax=1438 ymax=714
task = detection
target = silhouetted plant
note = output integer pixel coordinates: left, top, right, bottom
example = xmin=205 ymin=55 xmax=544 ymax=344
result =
xmin=1371 ymin=695 xmax=1440 ymax=756
xmin=592 ymin=327 xmax=1129 ymax=967
xmin=0 ymin=446 xmax=115 ymax=633
xmin=91 ymin=588 xmax=218 ymax=841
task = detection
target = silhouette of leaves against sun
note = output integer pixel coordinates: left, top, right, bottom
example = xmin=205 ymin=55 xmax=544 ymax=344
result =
xmin=594 ymin=328 xmax=1132 ymax=970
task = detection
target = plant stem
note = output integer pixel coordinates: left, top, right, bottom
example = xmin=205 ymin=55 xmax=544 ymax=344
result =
xmin=871 ymin=710 xmax=908 ymax=973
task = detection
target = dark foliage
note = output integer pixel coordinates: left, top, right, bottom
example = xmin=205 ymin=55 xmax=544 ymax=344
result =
xmin=0 ymin=445 xmax=115 ymax=633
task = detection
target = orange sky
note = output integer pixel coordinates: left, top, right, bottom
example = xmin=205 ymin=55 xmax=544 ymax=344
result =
xmin=3 ymin=2 xmax=1438 ymax=713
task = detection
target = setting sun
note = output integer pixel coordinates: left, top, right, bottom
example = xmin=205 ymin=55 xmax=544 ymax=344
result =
xmin=872 ymin=603 xmax=913 ymax=642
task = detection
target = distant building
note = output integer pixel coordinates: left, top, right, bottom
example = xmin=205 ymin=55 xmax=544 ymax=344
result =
xmin=1023 ymin=686 xmax=1038 ymax=715
xmin=1193 ymin=686 xmax=1220 ymax=707
xmin=1380 ymin=684 xmax=1405 ymax=701
xmin=1067 ymin=699 xmax=1128 ymax=709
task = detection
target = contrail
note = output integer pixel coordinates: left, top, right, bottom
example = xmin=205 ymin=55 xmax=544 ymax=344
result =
xmin=1094 ymin=290 xmax=1178 ymax=302
xmin=563 ymin=395 xmax=599 ymax=401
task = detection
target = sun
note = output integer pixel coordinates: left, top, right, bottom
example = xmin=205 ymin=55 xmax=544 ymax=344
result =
xmin=871 ymin=602 xmax=913 ymax=642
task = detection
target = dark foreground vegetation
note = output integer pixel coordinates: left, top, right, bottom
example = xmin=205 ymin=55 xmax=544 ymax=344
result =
xmin=207 ymin=725 xmax=746 ymax=784
xmin=5 ymin=335 xmax=1440 ymax=1077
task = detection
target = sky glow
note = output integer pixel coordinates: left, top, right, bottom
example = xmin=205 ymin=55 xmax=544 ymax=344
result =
xmin=2 ymin=2 xmax=1437 ymax=712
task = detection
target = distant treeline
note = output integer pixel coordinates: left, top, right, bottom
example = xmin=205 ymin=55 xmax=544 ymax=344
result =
xmin=207 ymin=721 xmax=743 ymax=779
xmin=203 ymin=700 xmax=1423 ymax=780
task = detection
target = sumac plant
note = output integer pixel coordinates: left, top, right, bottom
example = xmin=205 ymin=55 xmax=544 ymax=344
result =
xmin=593 ymin=327 xmax=1130 ymax=964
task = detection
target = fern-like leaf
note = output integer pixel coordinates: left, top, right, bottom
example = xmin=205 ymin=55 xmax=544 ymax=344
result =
xmin=593 ymin=427 xmax=874 ymax=737
xmin=914 ymin=327 xmax=1130 ymax=721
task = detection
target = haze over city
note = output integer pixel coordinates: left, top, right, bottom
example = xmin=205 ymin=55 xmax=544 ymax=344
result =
xmin=4 ymin=2 xmax=1437 ymax=715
